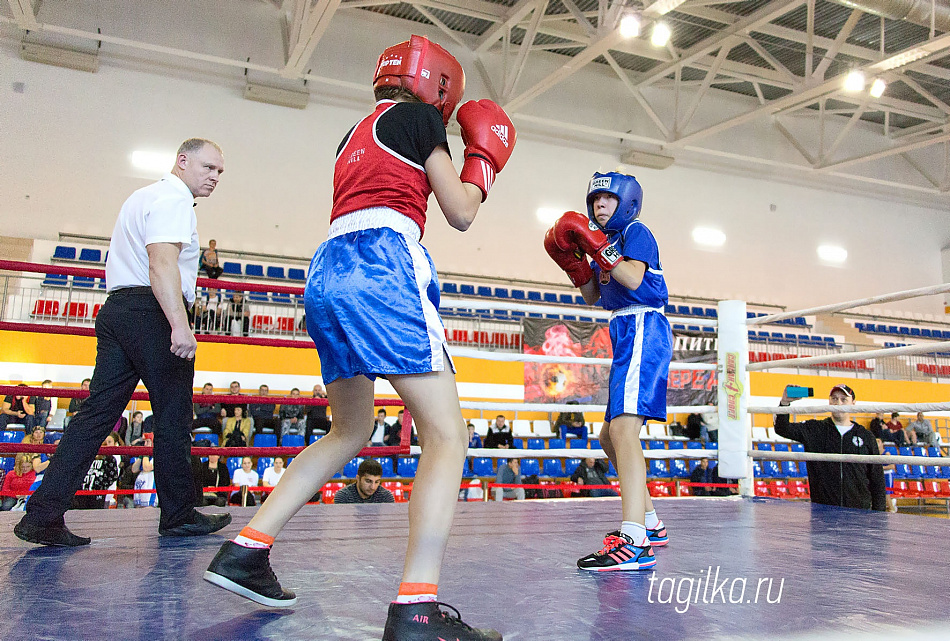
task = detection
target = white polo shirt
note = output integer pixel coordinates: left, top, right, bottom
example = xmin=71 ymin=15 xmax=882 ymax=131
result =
xmin=105 ymin=173 xmax=200 ymax=304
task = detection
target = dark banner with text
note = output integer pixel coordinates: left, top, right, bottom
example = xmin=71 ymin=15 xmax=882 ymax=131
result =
xmin=522 ymin=318 xmax=717 ymax=410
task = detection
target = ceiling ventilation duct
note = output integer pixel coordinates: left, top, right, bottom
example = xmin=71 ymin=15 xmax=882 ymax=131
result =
xmin=830 ymin=0 xmax=950 ymax=33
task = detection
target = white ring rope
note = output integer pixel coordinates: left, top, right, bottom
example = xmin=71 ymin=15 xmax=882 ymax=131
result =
xmin=440 ymin=296 xmax=718 ymax=327
xmin=745 ymin=341 xmax=950 ymax=371
xmin=747 ymin=282 xmax=950 ymax=325
xmin=750 ymin=402 xmax=950 ymax=414
xmin=447 ymin=346 xmax=717 ymax=370
xmin=459 ymin=401 xmax=717 ymax=414
xmin=408 ymin=445 xmax=720 ymax=460
xmin=751 ymin=450 xmax=946 ymax=466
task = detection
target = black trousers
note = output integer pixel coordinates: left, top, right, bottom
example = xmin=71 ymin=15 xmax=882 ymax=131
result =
xmin=25 ymin=288 xmax=197 ymax=530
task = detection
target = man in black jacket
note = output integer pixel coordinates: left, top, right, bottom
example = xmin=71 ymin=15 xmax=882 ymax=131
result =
xmin=774 ymin=383 xmax=886 ymax=511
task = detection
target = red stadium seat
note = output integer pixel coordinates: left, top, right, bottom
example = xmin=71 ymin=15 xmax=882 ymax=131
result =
xmin=276 ymin=317 xmax=295 ymax=332
xmin=251 ymin=315 xmax=273 ymax=330
xmin=92 ymin=303 xmax=102 ymax=318
xmin=62 ymin=302 xmax=88 ymax=318
xmin=382 ymin=481 xmax=406 ymax=502
xmin=321 ymin=481 xmax=345 ymax=504
xmin=32 ymin=299 xmax=60 ymax=318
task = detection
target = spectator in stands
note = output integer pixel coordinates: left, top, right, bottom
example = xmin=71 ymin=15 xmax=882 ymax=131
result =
xmin=333 ymin=459 xmax=394 ymax=504
xmin=200 ymin=239 xmax=223 ymax=279
xmin=1 ymin=454 xmax=36 ymax=511
xmin=21 ymin=425 xmax=50 ymax=474
xmin=249 ymin=385 xmax=279 ymax=440
xmin=103 ymin=431 xmax=130 ymax=508
xmin=221 ymin=292 xmax=251 ymax=336
xmin=774 ymin=384 xmax=886 ymax=511
xmin=554 ymin=401 xmax=586 ymax=440
xmin=66 ymin=378 xmax=91 ymax=424
xmin=868 ymin=413 xmax=886 ymax=440
xmin=279 ymin=388 xmax=306 ymax=439
xmin=230 ymin=456 xmax=260 ymax=506
xmin=31 ymin=380 xmax=54 ymax=429
xmin=906 ymin=412 xmax=939 ymax=448
xmin=493 ymin=457 xmax=524 ymax=501
xmin=484 ymin=415 xmax=514 ymax=449
xmin=125 ymin=411 xmax=145 ymax=445
xmin=875 ymin=436 xmax=898 ymax=513
xmin=685 ymin=413 xmax=706 ymax=442
xmin=702 ymin=410 xmax=719 ymax=443
xmin=132 ymin=433 xmax=157 ymax=508
xmin=467 ymin=423 xmax=482 ymax=450
xmin=0 ymin=386 xmax=35 ymax=431
xmin=196 ymin=453 xmax=230 ymax=507
xmin=220 ymin=381 xmax=248 ymax=418
xmin=194 ymin=288 xmax=224 ymax=333
xmin=72 ymin=434 xmax=120 ymax=510
xmin=223 ymin=406 xmax=253 ymax=448
xmin=262 ymin=457 xmax=286 ymax=490
xmin=571 ymin=458 xmax=617 ymax=497
xmin=883 ymin=412 xmax=906 ymax=446
xmin=370 ymin=409 xmax=389 ymax=446
xmin=689 ymin=458 xmax=714 ymax=496
xmin=383 ymin=409 xmax=417 ymax=446
xmin=305 ymin=384 xmax=331 ymax=441
xmin=193 ymin=383 xmax=222 ymax=435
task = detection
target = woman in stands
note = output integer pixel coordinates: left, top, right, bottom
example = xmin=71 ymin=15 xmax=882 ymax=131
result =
xmin=1 ymin=454 xmax=36 ymax=511
xmin=21 ymin=425 xmax=50 ymax=474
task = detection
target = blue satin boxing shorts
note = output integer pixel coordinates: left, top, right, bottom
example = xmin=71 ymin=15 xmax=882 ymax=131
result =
xmin=605 ymin=307 xmax=673 ymax=423
xmin=305 ymin=208 xmax=455 ymax=385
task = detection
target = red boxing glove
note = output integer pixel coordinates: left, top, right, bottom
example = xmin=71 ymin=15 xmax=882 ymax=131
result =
xmin=553 ymin=211 xmax=622 ymax=272
xmin=456 ymin=99 xmax=517 ymax=201
xmin=544 ymin=228 xmax=593 ymax=288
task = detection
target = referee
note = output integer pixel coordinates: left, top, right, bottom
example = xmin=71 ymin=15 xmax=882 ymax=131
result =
xmin=16 ymin=138 xmax=232 ymax=546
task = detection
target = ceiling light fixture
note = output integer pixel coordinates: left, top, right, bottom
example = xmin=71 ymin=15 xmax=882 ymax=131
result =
xmin=651 ymin=23 xmax=672 ymax=48
xmin=130 ymin=151 xmax=175 ymax=174
xmin=843 ymin=69 xmax=866 ymax=93
xmin=619 ymin=14 xmax=641 ymax=38
xmin=817 ymin=245 xmax=848 ymax=263
xmin=869 ymin=78 xmax=886 ymax=98
xmin=536 ymin=207 xmax=566 ymax=226
xmin=692 ymin=227 xmax=726 ymax=247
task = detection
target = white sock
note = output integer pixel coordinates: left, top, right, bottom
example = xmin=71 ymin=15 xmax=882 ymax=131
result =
xmin=644 ymin=510 xmax=660 ymax=529
xmin=620 ymin=521 xmax=647 ymax=544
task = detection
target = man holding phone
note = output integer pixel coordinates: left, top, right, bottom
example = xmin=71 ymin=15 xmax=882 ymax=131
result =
xmin=774 ymin=383 xmax=886 ymax=511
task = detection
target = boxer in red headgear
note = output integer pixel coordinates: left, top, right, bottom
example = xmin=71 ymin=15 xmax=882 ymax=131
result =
xmin=204 ymin=35 xmax=515 ymax=641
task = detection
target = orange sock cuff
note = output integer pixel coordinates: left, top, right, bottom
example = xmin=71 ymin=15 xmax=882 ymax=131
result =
xmin=237 ymin=527 xmax=274 ymax=546
xmin=395 ymin=582 xmax=438 ymax=604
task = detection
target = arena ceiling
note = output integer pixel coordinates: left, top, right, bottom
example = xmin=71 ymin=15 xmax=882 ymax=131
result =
xmin=3 ymin=0 xmax=950 ymax=197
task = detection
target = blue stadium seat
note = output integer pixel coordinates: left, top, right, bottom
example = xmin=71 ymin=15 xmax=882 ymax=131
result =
xmin=0 ymin=457 xmax=15 ymax=472
xmin=676 ymin=305 xmax=690 ymax=316
xmin=520 ymin=459 xmax=540 ymax=476
xmin=921 ymin=329 xmax=933 ymax=338
xmin=199 ymin=433 xmax=219 ymax=446
xmin=442 ymin=282 xmax=458 ymax=294
xmin=249 ymin=291 xmax=270 ymax=303
xmin=526 ymin=438 xmax=544 ymax=450
xmin=559 ymin=294 xmax=574 ymax=305
xmin=685 ymin=441 xmax=703 ymax=449
xmin=53 ymin=245 xmax=76 ymax=260
xmin=798 ymin=462 xmax=807 ymax=476
xmin=78 ymin=248 xmax=102 ymax=262
xmin=691 ymin=306 xmax=704 ymax=317
xmin=245 ymin=264 xmax=264 ymax=277
xmin=763 ymin=460 xmax=782 ymax=478
xmin=73 ymin=276 xmax=95 ymax=288
xmin=398 ymin=457 xmax=419 ymax=477
xmin=472 ymin=457 xmax=494 ymax=476
xmin=1 ymin=431 xmax=19 ymax=443
xmin=510 ymin=289 xmax=525 ymax=300
xmin=343 ymin=458 xmax=361 ymax=477
xmin=670 ymin=459 xmax=690 ymax=478
xmin=543 ymin=458 xmax=563 ymax=477
xmin=755 ymin=443 xmax=773 ymax=451
xmin=774 ymin=443 xmax=790 ymax=452
xmin=706 ymin=442 xmax=718 ymax=450
xmin=379 ymin=458 xmax=395 ymax=477
xmin=309 ymin=434 xmax=323 ymax=444
xmin=287 ymin=268 xmax=306 ymax=281
xmin=608 ymin=461 xmax=617 ymax=477
xmin=460 ymin=284 xmax=475 ymax=296
xmin=564 ymin=458 xmax=581 ymax=476
xmin=568 ymin=438 xmax=587 ymax=449
xmin=527 ymin=291 xmax=542 ymax=302
xmin=254 ymin=433 xmax=277 ymax=448
xmin=548 ymin=438 xmax=566 ymax=450
xmin=648 ymin=460 xmax=669 ymax=478
xmin=222 ymin=262 xmax=242 ymax=275
xmin=272 ymin=292 xmax=291 ymax=305
xmin=910 ymin=327 xmax=921 ymax=336
xmin=781 ymin=461 xmax=799 ymax=477
xmin=477 ymin=286 xmax=492 ymax=297
xmin=266 ymin=266 xmax=286 ymax=279
xmin=752 ymin=461 xmax=763 ymax=477
xmin=282 ymin=434 xmax=304 ymax=448
xmin=647 ymin=440 xmax=665 ymax=450
xmin=543 ymin=293 xmax=558 ymax=303
xmin=512 ymin=438 xmax=524 ymax=449
xmin=493 ymin=288 xmax=509 ymax=299
xmin=589 ymin=439 xmax=600 ymax=449
xmin=227 ymin=457 xmax=243 ymax=475
xmin=257 ymin=457 xmax=274 ymax=476
xmin=704 ymin=308 xmax=717 ymax=318
xmin=42 ymin=273 xmax=68 ymax=287
xmin=667 ymin=441 xmax=684 ymax=450
xmin=791 ymin=443 xmax=805 ymax=452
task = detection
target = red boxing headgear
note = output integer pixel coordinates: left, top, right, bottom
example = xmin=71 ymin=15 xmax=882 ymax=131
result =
xmin=373 ymin=35 xmax=465 ymax=126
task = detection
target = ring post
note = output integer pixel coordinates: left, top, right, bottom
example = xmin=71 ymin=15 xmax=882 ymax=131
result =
xmin=717 ymin=300 xmax=753 ymax=496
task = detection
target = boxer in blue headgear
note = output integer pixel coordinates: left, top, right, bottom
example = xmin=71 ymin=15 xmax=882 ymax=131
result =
xmin=544 ymin=170 xmax=672 ymax=572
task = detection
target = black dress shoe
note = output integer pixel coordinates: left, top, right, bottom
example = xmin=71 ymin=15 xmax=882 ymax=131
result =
xmin=159 ymin=511 xmax=232 ymax=537
xmin=14 ymin=518 xmax=91 ymax=547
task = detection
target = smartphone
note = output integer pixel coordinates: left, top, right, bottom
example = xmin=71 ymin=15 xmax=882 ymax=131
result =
xmin=786 ymin=385 xmax=814 ymax=399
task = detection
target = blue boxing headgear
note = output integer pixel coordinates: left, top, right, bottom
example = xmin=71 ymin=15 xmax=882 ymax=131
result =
xmin=586 ymin=172 xmax=643 ymax=234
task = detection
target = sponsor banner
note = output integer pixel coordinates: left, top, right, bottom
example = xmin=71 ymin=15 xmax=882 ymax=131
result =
xmin=522 ymin=318 xmax=717 ymax=408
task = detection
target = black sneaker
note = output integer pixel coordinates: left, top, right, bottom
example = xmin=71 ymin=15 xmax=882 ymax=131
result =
xmin=14 ymin=518 xmax=91 ymax=547
xmin=159 ymin=511 xmax=232 ymax=537
xmin=577 ymin=532 xmax=656 ymax=572
xmin=203 ymin=540 xmax=297 ymax=608
xmin=382 ymin=601 xmax=502 ymax=641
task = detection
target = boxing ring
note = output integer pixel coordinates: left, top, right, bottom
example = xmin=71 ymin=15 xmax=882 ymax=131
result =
xmin=1 ymin=260 xmax=950 ymax=640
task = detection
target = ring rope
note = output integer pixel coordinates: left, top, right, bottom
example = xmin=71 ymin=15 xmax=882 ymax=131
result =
xmin=749 ymin=402 xmax=950 ymax=414
xmin=458 ymin=401 xmax=717 ymax=414
xmin=746 ymin=341 xmax=950 ymax=371
xmin=448 ymin=346 xmax=716 ymax=370
xmin=749 ymin=449 xmax=946 ymax=466
xmin=747 ymin=282 xmax=950 ymax=325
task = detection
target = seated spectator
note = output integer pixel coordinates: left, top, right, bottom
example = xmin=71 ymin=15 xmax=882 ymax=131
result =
xmin=709 ymin=463 xmax=736 ymax=496
xmin=72 ymin=434 xmax=120 ymax=510
xmin=868 ymin=412 xmax=886 ymax=440
xmin=249 ymin=384 xmax=279 ymax=439
xmin=484 ymin=415 xmax=514 ymax=449
xmin=305 ymin=384 xmax=331 ymax=441
xmin=279 ymin=388 xmax=307 ymax=439
xmin=0 ymin=386 xmax=35 ymax=431
xmin=333 ymin=459 xmax=394 ymax=504
xmin=200 ymin=239 xmax=224 ymax=279
xmin=195 ymin=453 xmax=231 ymax=507
xmin=882 ymin=412 xmax=906 ymax=446
xmin=223 ymin=406 xmax=253 ymax=447
xmin=20 ymin=425 xmax=50 ymax=474
xmin=193 ymin=383 xmax=222 ymax=434
xmin=686 ymin=413 xmax=706 ymax=441
xmin=262 ymin=457 xmax=286 ymax=491
xmin=370 ymin=409 xmax=389 ymax=446
xmin=906 ymin=412 xmax=939 ymax=448
xmin=554 ymin=401 xmax=586 ymax=440
xmin=230 ymin=456 xmax=260 ymax=506
xmin=467 ymin=423 xmax=482 ymax=450
xmin=31 ymin=380 xmax=54 ymax=429
xmin=66 ymin=378 xmax=91 ymax=425
xmin=121 ymin=410 xmax=144 ymax=446
xmin=383 ymin=409 xmax=417 ymax=446
xmin=571 ymin=457 xmax=617 ymax=497
xmin=103 ymin=431 xmax=130 ymax=508
xmin=220 ymin=292 xmax=251 ymax=336
xmin=702 ymin=410 xmax=719 ymax=443
xmin=194 ymin=288 xmax=226 ymax=333
xmin=689 ymin=457 xmax=715 ymax=496
xmin=1 ymin=454 xmax=36 ymax=511
xmin=220 ymin=380 xmax=248 ymax=419
xmin=493 ymin=457 xmax=524 ymax=501
xmin=132 ymin=433 xmax=157 ymax=507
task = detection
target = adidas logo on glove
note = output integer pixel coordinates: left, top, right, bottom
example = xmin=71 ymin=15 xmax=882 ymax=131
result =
xmin=491 ymin=124 xmax=509 ymax=148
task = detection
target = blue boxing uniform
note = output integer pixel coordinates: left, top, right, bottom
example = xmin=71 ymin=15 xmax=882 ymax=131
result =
xmin=593 ymin=218 xmax=672 ymax=423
